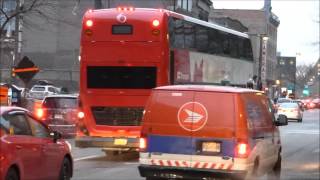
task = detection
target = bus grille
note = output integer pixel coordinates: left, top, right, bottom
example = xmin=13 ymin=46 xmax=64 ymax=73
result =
xmin=91 ymin=107 xmax=144 ymax=126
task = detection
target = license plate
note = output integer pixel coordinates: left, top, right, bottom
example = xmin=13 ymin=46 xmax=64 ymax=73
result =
xmin=202 ymin=142 xmax=220 ymax=153
xmin=114 ymin=138 xmax=127 ymax=145
xmin=54 ymin=114 xmax=63 ymax=119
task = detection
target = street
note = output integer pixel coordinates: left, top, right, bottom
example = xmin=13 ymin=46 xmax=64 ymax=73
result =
xmin=69 ymin=109 xmax=320 ymax=180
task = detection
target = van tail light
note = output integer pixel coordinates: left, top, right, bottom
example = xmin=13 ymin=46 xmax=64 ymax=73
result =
xmin=235 ymin=141 xmax=250 ymax=158
xmin=139 ymin=137 xmax=147 ymax=151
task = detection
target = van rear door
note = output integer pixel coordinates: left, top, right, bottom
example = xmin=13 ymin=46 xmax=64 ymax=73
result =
xmin=190 ymin=91 xmax=236 ymax=170
xmin=143 ymin=89 xmax=194 ymax=168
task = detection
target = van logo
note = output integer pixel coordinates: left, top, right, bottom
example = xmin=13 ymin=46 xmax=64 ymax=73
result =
xmin=177 ymin=102 xmax=208 ymax=131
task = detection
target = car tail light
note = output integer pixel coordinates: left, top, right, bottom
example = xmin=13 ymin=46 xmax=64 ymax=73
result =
xmin=235 ymin=142 xmax=250 ymax=158
xmin=85 ymin=20 xmax=93 ymax=27
xmin=139 ymin=137 xmax=147 ymax=150
xmin=78 ymin=111 xmax=85 ymax=119
xmin=152 ymin=19 xmax=160 ymax=27
xmin=36 ymin=108 xmax=45 ymax=120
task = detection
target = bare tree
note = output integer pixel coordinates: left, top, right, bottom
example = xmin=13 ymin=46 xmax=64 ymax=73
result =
xmin=296 ymin=63 xmax=314 ymax=88
xmin=0 ymin=0 xmax=60 ymax=39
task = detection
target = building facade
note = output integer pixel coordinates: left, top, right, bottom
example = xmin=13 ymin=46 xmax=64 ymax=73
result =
xmin=276 ymin=56 xmax=296 ymax=96
xmin=210 ymin=0 xmax=280 ymax=92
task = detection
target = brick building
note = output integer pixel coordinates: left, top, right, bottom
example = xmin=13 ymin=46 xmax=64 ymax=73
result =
xmin=276 ymin=56 xmax=296 ymax=95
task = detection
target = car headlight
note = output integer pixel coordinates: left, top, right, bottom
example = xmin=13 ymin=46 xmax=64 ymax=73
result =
xmin=65 ymin=141 xmax=72 ymax=151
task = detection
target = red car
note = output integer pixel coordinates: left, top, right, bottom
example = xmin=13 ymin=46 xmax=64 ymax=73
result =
xmin=0 ymin=106 xmax=73 ymax=180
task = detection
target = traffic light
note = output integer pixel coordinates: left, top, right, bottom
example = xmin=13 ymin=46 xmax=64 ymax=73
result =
xmin=11 ymin=68 xmax=16 ymax=77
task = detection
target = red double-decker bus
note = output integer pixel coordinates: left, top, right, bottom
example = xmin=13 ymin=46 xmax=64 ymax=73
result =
xmin=76 ymin=7 xmax=254 ymax=154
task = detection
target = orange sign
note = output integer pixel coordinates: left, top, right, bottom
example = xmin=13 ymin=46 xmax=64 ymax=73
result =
xmin=13 ymin=67 xmax=39 ymax=73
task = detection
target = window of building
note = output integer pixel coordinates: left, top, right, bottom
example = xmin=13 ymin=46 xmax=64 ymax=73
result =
xmin=176 ymin=0 xmax=192 ymax=12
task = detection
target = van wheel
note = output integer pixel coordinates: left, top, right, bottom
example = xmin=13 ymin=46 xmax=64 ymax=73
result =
xmin=146 ymin=177 xmax=165 ymax=180
xmin=5 ymin=167 xmax=19 ymax=180
xmin=298 ymin=119 xmax=302 ymax=123
xmin=59 ymin=158 xmax=72 ymax=180
xmin=268 ymin=155 xmax=281 ymax=180
xmin=252 ymin=158 xmax=259 ymax=177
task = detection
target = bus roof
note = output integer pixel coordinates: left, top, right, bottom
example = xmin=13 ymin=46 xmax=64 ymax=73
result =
xmin=85 ymin=8 xmax=250 ymax=39
xmin=155 ymin=85 xmax=261 ymax=94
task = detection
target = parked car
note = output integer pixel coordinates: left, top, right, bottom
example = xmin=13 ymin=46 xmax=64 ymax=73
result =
xmin=28 ymin=85 xmax=59 ymax=100
xmin=274 ymin=98 xmax=292 ymax=112
xmin=0 ymin=106 xmax=73 ymax=180
xmin=35 ymin=95 xmax=78 ymax=138
xmin=139 ymin=85 xmax=288 ymax=180
xmin=277 ymin=102 xmax=303 ymax=122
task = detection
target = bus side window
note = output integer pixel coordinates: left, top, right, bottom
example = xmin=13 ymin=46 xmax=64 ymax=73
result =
xmin=170 ymin=51 xmax=175 ymax=85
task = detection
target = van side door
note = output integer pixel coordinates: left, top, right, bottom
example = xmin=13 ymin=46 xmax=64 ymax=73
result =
xmin=244 ymin=94 xmax=276 ymax=175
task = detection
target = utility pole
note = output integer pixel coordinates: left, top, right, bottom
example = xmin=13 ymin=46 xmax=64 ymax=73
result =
xmin=14 ymin=0 xmax=24 ymax=67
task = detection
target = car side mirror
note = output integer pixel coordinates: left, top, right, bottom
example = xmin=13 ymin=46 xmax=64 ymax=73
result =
xmin=50 ymin=131 xmax=62 ymax=143
xmin=275 ymin=114 xmax=288 ymax=126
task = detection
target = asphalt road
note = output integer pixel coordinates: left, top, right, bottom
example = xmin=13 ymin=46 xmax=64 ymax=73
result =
xmin=69 ymin=109 xmax=320 ymax=180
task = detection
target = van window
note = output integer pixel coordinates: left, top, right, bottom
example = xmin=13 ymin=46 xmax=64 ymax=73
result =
xmin=243 ymin=95 xmax=271 ymax=129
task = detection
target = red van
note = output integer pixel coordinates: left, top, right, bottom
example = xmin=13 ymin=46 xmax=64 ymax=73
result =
xmin=139 ymin=85 xmax=288 ymax=180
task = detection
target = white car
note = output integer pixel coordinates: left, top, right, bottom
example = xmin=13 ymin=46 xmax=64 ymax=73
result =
xmin=29 ymin=85 xmax=59 ymax=100
xmin=277 ymin=102 xmax=303 ymax=122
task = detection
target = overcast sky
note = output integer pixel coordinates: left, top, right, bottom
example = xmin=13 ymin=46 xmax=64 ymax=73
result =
xmin=212 ymin=0 xmax=320 ymax=65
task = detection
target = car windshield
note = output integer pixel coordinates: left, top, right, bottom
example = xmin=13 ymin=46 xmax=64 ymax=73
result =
xmin=32 ymin=87 xmax=45 ymax=91
xmin=43 ymin=97 xmax=77 ymax=108
xmin=279 ymin=103 xmax=299 ymax=108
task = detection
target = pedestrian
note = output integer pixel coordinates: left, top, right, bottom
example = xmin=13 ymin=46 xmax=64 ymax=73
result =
xmin=246 ymin=78 xmax=254 ymax=89
xmin=246 ymin=75 xmax=258 ymax=89
xmin=256 ymin=77 xmax=262 ymax=91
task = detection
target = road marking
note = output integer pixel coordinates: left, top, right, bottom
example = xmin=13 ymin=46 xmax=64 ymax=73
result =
xmin=284 ymin=130 xmax=320 ymax=135
xmin=124 ymin=162 xmax=139 ymax=165
xmin=313 ymin=148 xmax=320 ymax=153
xmin=74 ymin=155 xmax=103 ymax=162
